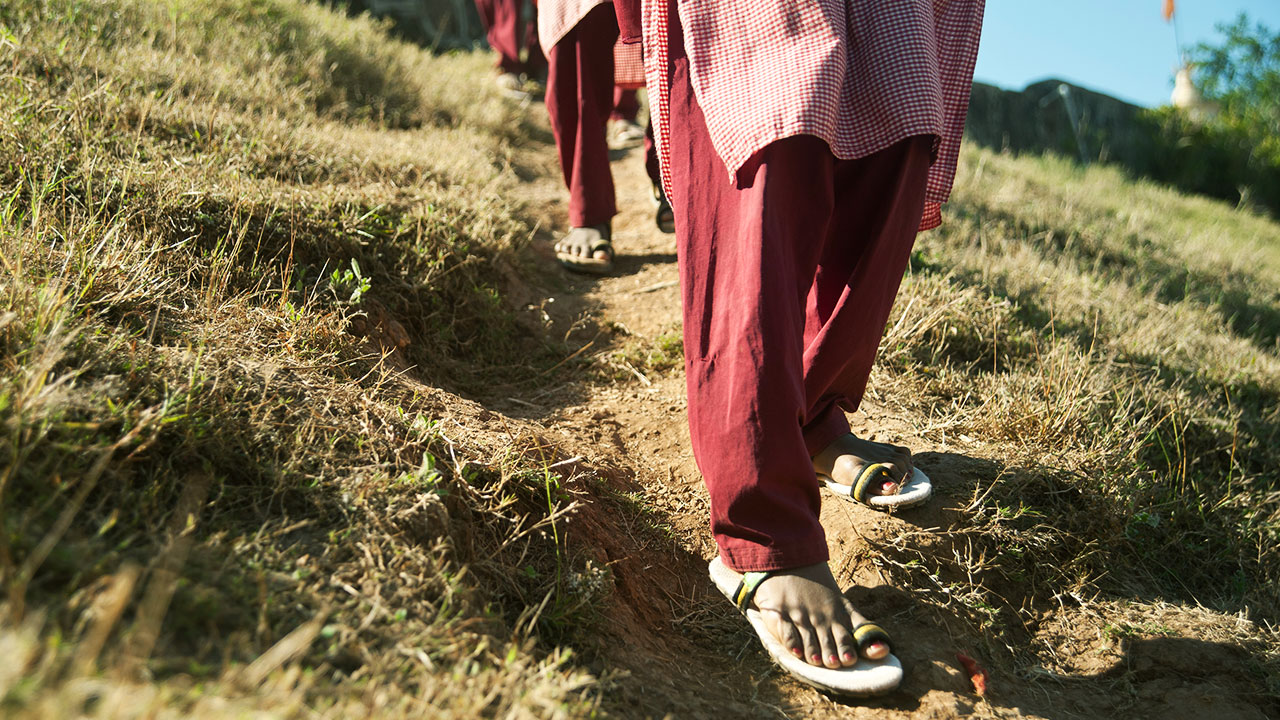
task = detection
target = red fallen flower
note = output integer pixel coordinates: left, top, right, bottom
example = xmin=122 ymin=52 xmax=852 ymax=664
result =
xmin=955 ymin=652 xmax=990 ymax=696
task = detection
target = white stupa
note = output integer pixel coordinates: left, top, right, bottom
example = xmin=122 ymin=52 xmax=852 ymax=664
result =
xmin=1171 ymin=65 xmax=1219 ymax=121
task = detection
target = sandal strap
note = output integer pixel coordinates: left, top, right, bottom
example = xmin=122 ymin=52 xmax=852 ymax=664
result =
xmin=852 ymin=622 xmax=893 ymax=654
xmin=731 ymin=571 xmax=771 ymax=612
xmin=851 ymin=463 xmax=894 ymax=504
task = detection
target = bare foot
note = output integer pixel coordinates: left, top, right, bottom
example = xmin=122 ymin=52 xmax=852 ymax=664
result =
xmin=554 ymin=224 xmax=613 ymax=269
xmin=752 ymin=562 xmax=891 ymax=669
xmin=813 ymin=433 xmax=912 ymax=497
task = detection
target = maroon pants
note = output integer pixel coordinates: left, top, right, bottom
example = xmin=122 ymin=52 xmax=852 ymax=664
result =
xmin=612 ymin=87 xmax=640 ymax=122
xmin=475 ymin=0 xmax=545 ymax=76
xmin=666 ymin=14 xmax=933 ymax=572
xmin=644 ymin=121 xmax=659 ymax=187
xmin=612 ymin=89 xmax=660 ymax=188
xmin=545 ymin=5 xmax=618 ymax=228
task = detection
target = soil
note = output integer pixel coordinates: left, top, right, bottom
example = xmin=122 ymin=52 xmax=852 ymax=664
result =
xmin=451 ymin=125 xmax=1278 ymax=719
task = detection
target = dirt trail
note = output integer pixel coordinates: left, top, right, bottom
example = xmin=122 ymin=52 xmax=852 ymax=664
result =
xmin=483 ymin=124 xmax=1276 ymax=719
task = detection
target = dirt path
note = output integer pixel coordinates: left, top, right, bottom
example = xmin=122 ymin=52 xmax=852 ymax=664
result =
xmin=487 ymin=123 xmax=1276 ymax=720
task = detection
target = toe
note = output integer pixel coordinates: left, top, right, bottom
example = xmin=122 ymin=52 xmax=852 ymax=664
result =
xmin=816 ymin=627 xmax=842 ymax=669
xmin=863 ymin=640 xmax=891 ymax=661
xmin=832 ymin=622 xmax=859 ymax=668
xmin=763 ymin=611 xmax=805 ymax=660
xmin=790 ymin=614 xmax=822 ymax=667
xmin=841 ymin=598 xmax=892 ymax=662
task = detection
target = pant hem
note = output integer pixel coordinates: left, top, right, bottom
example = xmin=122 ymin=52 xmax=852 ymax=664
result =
xmin=568 ymin=211 xmax=617 ymax=229
xmin=718 ymin=541 xmax=829 ymax=574
xmin=803 ymin=405 xmax=852 ymax=458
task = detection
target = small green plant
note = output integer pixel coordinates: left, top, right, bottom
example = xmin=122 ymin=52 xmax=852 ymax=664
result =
xmin=607 ymin=328 xmax=684 ymax=383
xmin=393 ymin=453 xmax=446 ymax=494
xmin=329 ymin=258 xmax=371 ymax=305
xmin=1103 ymin=621 xmax=1175 ymax=640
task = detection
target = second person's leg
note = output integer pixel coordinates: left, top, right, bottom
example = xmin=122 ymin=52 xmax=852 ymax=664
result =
xmin=475 ymin=0 xmax=521 ymax=74
xmin=521 ymin=0 xmax=546 ymax=79
xmin=801 ymin=137 xmax=933 ymax=494
xmin=545 ymin=5 xmax=618 ymax=271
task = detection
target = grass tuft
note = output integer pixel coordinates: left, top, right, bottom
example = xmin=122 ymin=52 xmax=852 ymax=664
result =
xmin=872 ymin=143 xmax=1280 ymax=669
xmin=0 ymin=0 xmax=607 ymax=716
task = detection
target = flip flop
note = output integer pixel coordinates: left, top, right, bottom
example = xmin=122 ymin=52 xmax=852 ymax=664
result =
xmin=821 ymin=464 xmax=932 ymax=510
xmin=651 ymin=183 xmax=675 ymax=234
xmin=609 ymin=119 xmax=647 ymax=146
xmin=494 ymin=72 xmax=532 ymax=102
xmin=555 ymin=226 xmax=614 ymax=275
xmin=708 ymin=557 xmax=904 ymax=697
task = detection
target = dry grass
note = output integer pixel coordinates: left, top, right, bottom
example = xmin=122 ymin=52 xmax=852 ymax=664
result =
xmin=4 ymin=0 xmax=1280 ymax=714
xmin=0 ymin=0 xmax=609 ymax=716
xmin=870 ymin=144 xmax=1280 ymax=685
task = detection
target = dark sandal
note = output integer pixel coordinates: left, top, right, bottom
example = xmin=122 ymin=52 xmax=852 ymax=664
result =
xmin=651 ymin=183 xmax=675 ymax=234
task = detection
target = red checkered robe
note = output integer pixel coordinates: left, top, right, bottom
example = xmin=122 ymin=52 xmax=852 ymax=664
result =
xmin=629 ymin=0 xmax=985 ymax=230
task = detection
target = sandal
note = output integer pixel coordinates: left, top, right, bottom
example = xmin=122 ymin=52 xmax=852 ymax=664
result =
xmin=821 ymin=464 xmax=932 ymax=510
xmin=651 ymin=182 xmax=675 ymax=234
xmin=554 ymin=224 xmax=614 ymax=274
xmin=494 ymin=72 xmax=532 ymax=102
xmin=708 ymin=557 xmax=903 ymax=697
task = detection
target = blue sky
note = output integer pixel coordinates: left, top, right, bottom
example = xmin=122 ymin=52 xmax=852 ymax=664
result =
xmin=973 ymin=0 xmax=1280 ymax=108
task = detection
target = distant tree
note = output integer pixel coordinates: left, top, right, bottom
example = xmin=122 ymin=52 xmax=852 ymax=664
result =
xmin=1158 ymin=14 xmax=1280 ymax=216
xmin=1189 ymin=14 xmax=1280 ymax=140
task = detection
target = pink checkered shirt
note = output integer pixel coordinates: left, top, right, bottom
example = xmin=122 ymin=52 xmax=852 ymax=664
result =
xmin=640 ymin=0 xmax=985 ymax=230
xmin=614 ymin=41 xmax=646 ymax=89
xmin=536 ymin=0 xmax=646 ymax=90
xmin=537 ymin=0 xmax=610 ymax=54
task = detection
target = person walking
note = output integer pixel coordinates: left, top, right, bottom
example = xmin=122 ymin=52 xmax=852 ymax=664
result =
xmin=539 ymin=0 xmax=621 ymax=273
xmin=541 ymin=0 xmax=671 ymax=271
xmin=474 ymin=0 xmax=544 ymax=99
xmin=616 ymin=0 xmax=985 ymax=696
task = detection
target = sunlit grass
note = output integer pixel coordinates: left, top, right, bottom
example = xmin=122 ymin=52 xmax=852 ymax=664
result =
xmin=0 ymin=0 xmax=602 ymax=716
xmin=869 ymin=141 xmax=1280 ymax=664
xmin=2 ymin=0 xmax=1278 ymax=713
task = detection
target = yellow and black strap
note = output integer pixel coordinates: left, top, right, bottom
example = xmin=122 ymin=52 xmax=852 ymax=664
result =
xmin=731 ymin=571 xmax=771 ymax=612
xmin=851 ymin=463 xmax=894 ymax=504
xmin=852 ymin=622 xmax=893 ymax=655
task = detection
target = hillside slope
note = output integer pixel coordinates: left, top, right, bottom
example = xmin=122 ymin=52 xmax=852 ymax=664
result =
xmin=1 ymin=2 xmax=1278 ymax=718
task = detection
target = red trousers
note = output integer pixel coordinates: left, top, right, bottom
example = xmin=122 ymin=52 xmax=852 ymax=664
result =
xmin=611 ymin=89 xmax=661 ymax=188
xmin=612 ymin=87 xmax=640 ymax=122
xmin=666 ymin=14 xmax=934 ymax=572
xmin=545 ymin=4 xmax=617 ymax=228
xmin=643 ymin=121 xmax=659 ymax=187
xmin=474 ymin=0 xmax=545 ymax=76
